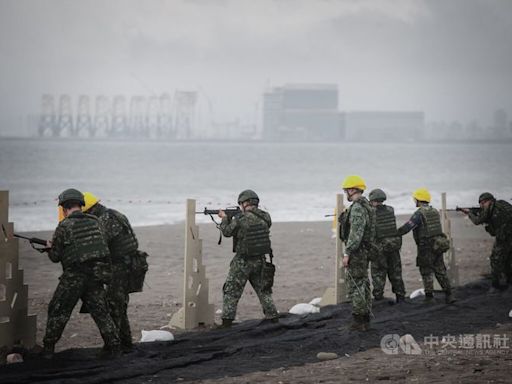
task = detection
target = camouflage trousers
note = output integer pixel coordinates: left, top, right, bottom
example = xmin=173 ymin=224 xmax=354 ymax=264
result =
xmin=346 ymin=250 xmax=372 ymax=316
xmin=371 ymin=249 xmax=406 ymax=299
xmin=43 ymin=269 xmax=120 ymax=349
xmin=417 ymin=247 xmax=451 ymax=295
xmin=222 ymin=254 xmax=278 ymax=320
xmin=106 ymin=264 xmax=132 ymax=347
xmin=490 ymin=239 xmax=512 ymax=288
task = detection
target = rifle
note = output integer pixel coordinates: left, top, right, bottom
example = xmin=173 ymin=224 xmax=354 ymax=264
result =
xmin=445 ymin=206 xmax=480 ymax=214
xmin=1 ymin=224 xmax=49 ymax=253
xmin=196 ymin=207 xmax=242 ymax=246
xmin=195 ymin=207 xmax=241 ymax=223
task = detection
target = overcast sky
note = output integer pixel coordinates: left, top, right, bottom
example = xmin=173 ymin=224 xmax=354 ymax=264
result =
xmin=0 ymin=0 xmax=511 ymax=135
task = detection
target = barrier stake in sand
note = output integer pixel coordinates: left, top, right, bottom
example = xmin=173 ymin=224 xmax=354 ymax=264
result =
xmin=441 ymin=192 xmax=459 ymax=287
xmin=320 ymin=194 xmax=348 ymax=305
xmin=0 ymin=190 xmax=37 ymax=349
xmin=169 ymin=199 xmax=214 ymax=329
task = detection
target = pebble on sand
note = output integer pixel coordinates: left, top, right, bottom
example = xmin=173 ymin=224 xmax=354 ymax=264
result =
xmin=317 ymin=352 xmax=338 ymax=361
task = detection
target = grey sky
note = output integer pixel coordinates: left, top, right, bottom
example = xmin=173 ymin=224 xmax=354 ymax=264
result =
xmin=1 ymin=0 xmax=511 ymax=135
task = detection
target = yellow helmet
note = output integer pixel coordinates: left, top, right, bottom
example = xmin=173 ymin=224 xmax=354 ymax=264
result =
xmin=341 ymin=175 xmax=366 ymax=191
xmin=412 ymin=188 xmax=431 ymax=203
xmin=58 ymin=206 xmax=65 ymax=222
xmin=82 ymin=191 xmax=100 ymax=212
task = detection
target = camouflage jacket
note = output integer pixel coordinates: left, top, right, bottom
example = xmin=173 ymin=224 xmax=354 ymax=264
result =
xmin=468 ymin=200 xmax=512 ymax=241
xmin=220 ymin=207 xmax=271 ymax=257
xmin=344 ymin=197 xmax=375 ymax=256
xmin=48 ymin=210 xmax=110 ymax=271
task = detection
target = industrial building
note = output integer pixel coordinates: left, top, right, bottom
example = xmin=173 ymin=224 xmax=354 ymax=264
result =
xmin=263 ymin=84 xmax=343 ymax=141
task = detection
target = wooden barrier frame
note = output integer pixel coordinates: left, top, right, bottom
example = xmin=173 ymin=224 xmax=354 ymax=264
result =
xmin=320 ymin=194 xmax=349 ymax=306
xmin=169 ymin=199 xmax=214 ymax=329
xmin=0 ymin=191 xmax=37 ymax=349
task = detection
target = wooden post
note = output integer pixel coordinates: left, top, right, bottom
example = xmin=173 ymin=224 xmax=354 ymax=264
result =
xmin=169 ymin=199 xmax=214 ymax=329
xmin=441 ymin=192 xmax=459 ymax=287
xmin=0 ymin=191 xmax=37 ymax=349
xmin=320 ymin=194 xmax=348 ymax=306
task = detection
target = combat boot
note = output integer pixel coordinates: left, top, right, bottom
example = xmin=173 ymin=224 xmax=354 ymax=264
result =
xmin=395 ymin=294 xmax=406 ymax=304
xmin=445 ymin=291 xmax=456 ymax=304
xmin=41 ymin=344 xmax=55 ymax=360
xmin=349 ymin=314 xmax=365 ymax=332
xmin=98 ymin=344 xmax=122 ymax=359
xmin=361 ymin=314 xmax=371 ymax=331
xmin=216 ymin=318 xmax=233 ymax=329
xmin=423 ymin=292 xmax=434 ymax=303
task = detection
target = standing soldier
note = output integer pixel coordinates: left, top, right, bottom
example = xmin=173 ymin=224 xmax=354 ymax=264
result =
xmin=460 ymin=192 xmax=512 ymax=293
xmin=368 ymin=188 xmax=406 ymax=303
xmin=43 ymin=189 xmax=120 ymax=358
xmin=82 ymin=192 xmax=138 ymax=352
xmin=217 ymin=189 xmax=278 ymax=328
xmin=340 ymin=175 xmax=375 ymax=331
xmin=397 ymin=188 xmax=455 ymax=304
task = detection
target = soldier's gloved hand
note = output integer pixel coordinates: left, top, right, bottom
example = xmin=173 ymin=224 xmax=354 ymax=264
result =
xmin=342 ymin=254 xmax=350 ymax=268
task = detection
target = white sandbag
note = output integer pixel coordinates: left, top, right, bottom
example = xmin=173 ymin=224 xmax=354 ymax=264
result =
xmin=308 ymin=297 xmax=322 ymax=307
xmin=410 ymin=288 xmax=425 ymax=299
xmin=289 ymin=303 xmax=320 ymax=315
xmin=140 ymin=329 xmax=174 ymax=342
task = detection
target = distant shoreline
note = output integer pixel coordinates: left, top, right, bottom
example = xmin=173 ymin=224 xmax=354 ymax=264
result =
xmin=2 ymin=135 xmax=512 ymax=145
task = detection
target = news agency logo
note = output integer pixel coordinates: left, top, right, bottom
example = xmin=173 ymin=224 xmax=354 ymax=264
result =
xmin=381 ymin=334 xmax=422 ymax=355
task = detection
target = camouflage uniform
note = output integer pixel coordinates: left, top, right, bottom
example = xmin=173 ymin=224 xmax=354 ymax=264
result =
xmin=88 ymin=203 xmax=138 ymax=348
xmin=43 ymin=211 xmax=120 ymax=351
xmin=341 ymin=197 xmax=375 ymax=317
xmin=220 ymin=207 xmax=278 ymax=321
xmin=468 ymin=199 xmax=512 ymax=288
xmin=398 ymin=204 xmax=452 ymax=297
xmin=371 ymin=204 xmax=406 ymax=300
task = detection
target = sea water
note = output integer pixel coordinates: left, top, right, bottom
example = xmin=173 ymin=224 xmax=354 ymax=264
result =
xmin=1 ymin=138 xmax=511 ymax=231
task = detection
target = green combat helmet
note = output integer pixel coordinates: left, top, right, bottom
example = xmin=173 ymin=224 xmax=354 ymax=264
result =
xmin=478 ymin=192 xmax=495 ymax=203
xmin=238 ymin=189 xmax=260 ymax=205
xmin=58 ymin=188 xmax=85 ymax=206
xmin=369 ymin=188 xmax=387 ymax=202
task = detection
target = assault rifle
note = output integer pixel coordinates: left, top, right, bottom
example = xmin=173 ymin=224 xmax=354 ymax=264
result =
xmin=195 ymin=207 xmax=241 ymax=220
xmin=446 ymin=206 xmax=480 ymax=214
xmin=2 ymin=224 xmax=49 ymax=253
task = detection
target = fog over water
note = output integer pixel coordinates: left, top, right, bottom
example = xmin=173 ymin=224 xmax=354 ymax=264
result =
xmin=1 ymin=139 xmax=511 ymax=231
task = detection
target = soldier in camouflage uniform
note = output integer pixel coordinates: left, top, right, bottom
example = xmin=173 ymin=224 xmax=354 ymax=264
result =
xmin=218 ymin=190 xmax=278 ymax=328
xmin=398 ymin=188 xmax=455 ymax=304
xmin=340 ymin=175 xmax=375 ymax=331
xmin=43 ymin=189 xmax=120 ymax=358
xmin=368 ymin=189 xmax=406 ymax=303
xmin=83 ymin=192 xmax=138 ymax=351
xmin=461 ymin=192 xmax=512 ymax=292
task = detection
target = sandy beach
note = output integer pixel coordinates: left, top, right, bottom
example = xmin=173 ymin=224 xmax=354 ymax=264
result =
xmin=19 ymin=213 xmax=493 ymax=347
xmin=9 ymin=212 xmax=512 ymax=383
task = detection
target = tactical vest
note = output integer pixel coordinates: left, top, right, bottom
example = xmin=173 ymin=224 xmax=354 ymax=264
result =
xmin=414 ymin=206 xmax=443 ymax=241
xmin=375 ymin=204 xmax=398 ymax=239
xmin=243 ymin=210 xmax=272 ymax=257
xmin=342 ymin=197 xmax=376 ymax=244
xmin=62 ymin=213 xmax=109 ymax=269
xmin=108 ymin=209 xmax=139 ymax=264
